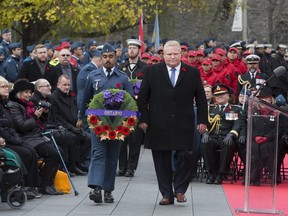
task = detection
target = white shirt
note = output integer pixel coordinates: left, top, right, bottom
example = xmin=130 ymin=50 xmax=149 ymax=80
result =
xmin=103 ymin=67 xmax=115 ymax=77
xmin=167 ymin=64 xmax=181 ymax=84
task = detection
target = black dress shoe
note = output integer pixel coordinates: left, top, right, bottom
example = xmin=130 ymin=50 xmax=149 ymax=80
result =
xmin=69 ymin=166 xmax=87 ymax=176
xmin=41 ymin=186 xmax=64 ymax=195
xmin=250 ymin=180 xmax=260 ymax=186
xmin=89 ymin=187 xmax=102 ymax=203
xmin=117 ymin=169 xmax=126 ymax=176
xmin=215 ymin=175 xmax=222 ymax=185
xmin=124 ymin=169 xmax=134 ymax=177
xmin=50 ymin=185 xmax=64 ymax=195
xmin=77 ymin=163 xmax=89 ymax=172
xmin=104 ymin=191 xmax=114 ymax=203
xmin=206 ymin=175 xmax=216 ymax=184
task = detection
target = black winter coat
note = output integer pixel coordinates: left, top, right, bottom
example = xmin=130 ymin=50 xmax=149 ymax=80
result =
xmin=137 ymin=62 xmax=208 ymax=150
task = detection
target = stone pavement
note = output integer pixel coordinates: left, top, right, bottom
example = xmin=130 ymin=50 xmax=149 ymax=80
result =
xmin=0 ymin=147 xmax=234 ymax=216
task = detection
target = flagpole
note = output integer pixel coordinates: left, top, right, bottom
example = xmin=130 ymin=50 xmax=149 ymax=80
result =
xmin=138 ymin=11 xmax=145 ymax=54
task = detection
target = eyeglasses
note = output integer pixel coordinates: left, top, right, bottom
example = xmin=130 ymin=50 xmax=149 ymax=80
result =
xmin=39 ymin=84 xmax=51 ymax=88
xmin=0 ymin=85 xmax=9 ymax=89
xmin=61 ymin=54 xmax=70 ymax=57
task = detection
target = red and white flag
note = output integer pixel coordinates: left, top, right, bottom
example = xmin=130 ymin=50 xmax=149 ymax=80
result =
xmin=138 ymin=13 xmax=145 ymax=54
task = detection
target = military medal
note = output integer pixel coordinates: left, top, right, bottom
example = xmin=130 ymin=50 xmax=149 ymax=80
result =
xmin=95 ymin=79 xmax=101 ymax=91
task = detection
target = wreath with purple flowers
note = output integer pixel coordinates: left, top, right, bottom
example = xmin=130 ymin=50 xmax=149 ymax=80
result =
xmin=86 ymin=88 xmax=138 ymax=140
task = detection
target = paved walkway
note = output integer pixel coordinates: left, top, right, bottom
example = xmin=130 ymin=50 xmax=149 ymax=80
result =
xmin=0 ymin=147 xmax=234 ymax=216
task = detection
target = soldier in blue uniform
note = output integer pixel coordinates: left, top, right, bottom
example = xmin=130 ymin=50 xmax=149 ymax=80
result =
xmin=77 ymin=43 xmax=133 ymax=204
xmin=0 ymin=48 xmax=5 ymax=77
xmin=3 ymin=42 xmax=23 ymax=83
xmin=201 ymin=83 xmax=241 ymax=184
xmin=81 ymin=39 xmax=97 ymax=66
xmin=0 ymin=28 xmax=11 ymax=59
xmin=76 ymin=50 xmax=102 ymax=109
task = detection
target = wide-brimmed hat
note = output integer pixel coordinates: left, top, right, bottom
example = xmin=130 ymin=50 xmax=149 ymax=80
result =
xmin=9 ymin=79 xmax=35 ymax=98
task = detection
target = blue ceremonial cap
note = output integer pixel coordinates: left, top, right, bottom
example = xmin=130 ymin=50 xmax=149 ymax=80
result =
xmin=71 ymin=41 xmax=83 ymax=51
xmin=8 ymin=42 xmax=22 ymax=50
xmin=113 ymin=43 xmax=122 ymax=49
xmin=91 ymin=50 xmax=101 ymax=57
xmin=101 ymin=43 xmax=116 ymax=54
xmin=275 ymin=94 xmax=286 ymax=107
xmin=59 ymin=38 xmax=70 ymax=43
xmin=147 ymin=42 xmax=155 ymax=49
xmin=26 ymin=45 xmax=35 ymax=52
xmin=86 ymin=39 xmax=97 ymax=48
xmin=1 ymin=28 xmax=10 ymax=34
xmin=44 ymin=43 xmax=53 ymax=49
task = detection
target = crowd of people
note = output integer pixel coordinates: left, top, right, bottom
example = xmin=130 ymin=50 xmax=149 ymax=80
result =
xmin=1 ymin=26 xmax=288 ymax=206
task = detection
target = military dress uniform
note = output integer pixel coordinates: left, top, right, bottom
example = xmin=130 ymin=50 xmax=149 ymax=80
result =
xmin=3 ymin=55 xmax=22 ymax=83
xmin=201 ymin=84 xmax=241 ymax=184
xmin=250 ymin=87 xmax=277 ymax=185
xmin=78 ymin=43 xmax=133 ymax=203
xmin=117 ymin=39 xmax=148 ymax=177
xmin=237 ymin=54 xmax=269 ymax=96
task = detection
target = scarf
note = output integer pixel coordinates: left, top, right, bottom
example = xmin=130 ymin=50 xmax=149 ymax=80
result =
xmin=20 ymin=99 xmax=35 ymax=119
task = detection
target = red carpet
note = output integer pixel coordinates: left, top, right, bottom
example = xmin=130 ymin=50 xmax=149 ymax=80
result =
xmin=223 ymin=157 xmax=288 ymax=216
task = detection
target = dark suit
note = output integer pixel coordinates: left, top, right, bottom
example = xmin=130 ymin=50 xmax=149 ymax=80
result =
xmin=18 ymin=59 xmax=58 ymax=89
xmin=52 ymin=64 xmax=79 ymax=95
xmin=49 ymin=88 xmax=91 ymax=163
xmin=137 ymin=62 xmax=208 ymax=201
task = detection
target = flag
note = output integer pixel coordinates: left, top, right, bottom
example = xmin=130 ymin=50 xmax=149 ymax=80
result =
xmin=151 ymin=11 xmax=160 ymax=54
xmin=231 ymin=0 xmax=243 ymax=32
xmin=138 ymin=13 xmax=145 ymax=54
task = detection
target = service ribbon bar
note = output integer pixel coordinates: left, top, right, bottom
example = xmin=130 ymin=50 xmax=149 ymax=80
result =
xmin=86 ymin=109 xmax=138 ymax=117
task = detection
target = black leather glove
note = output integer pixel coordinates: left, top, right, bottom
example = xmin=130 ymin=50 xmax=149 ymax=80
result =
xmin=223 ymin=133 xmax=234 ymax=146
xmin=201 ymin=132 xmax=210 ymax=144
xmin=238 ymin=135 xmax=246 ymax=144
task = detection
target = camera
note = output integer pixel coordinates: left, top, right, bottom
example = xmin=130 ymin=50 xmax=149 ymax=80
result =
xmin=37 ymin=101 xmax=51 ymax=109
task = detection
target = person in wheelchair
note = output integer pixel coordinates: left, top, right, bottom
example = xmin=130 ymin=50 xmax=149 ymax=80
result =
xmin=201 ymin=83 xmax=241 ymax=184
xmin=7 ymin=79 xmax=63 ymax=195
xmin=0 ymin=137 xmax=27 ymax=204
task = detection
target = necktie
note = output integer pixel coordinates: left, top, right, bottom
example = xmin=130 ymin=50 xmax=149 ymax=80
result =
xmin=219 ymin=105 xmax=225 ymax=114
xmin=251 ymin=73 xmax=256 ymax=83
xmin=107 ymin=68 xmax=111 ymax=79
xmin=170 ymin=68 xmax=176 ymax=87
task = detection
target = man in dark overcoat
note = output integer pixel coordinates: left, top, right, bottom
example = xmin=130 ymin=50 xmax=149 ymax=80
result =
xmin=137 ymin=40 xmax=208 ymax=205
xmin=17 ymin=44 xmax=58 ymax=89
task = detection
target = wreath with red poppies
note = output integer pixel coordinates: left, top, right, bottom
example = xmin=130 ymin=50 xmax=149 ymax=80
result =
xmin=86 ymin=88 xmax=138 ymax=140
